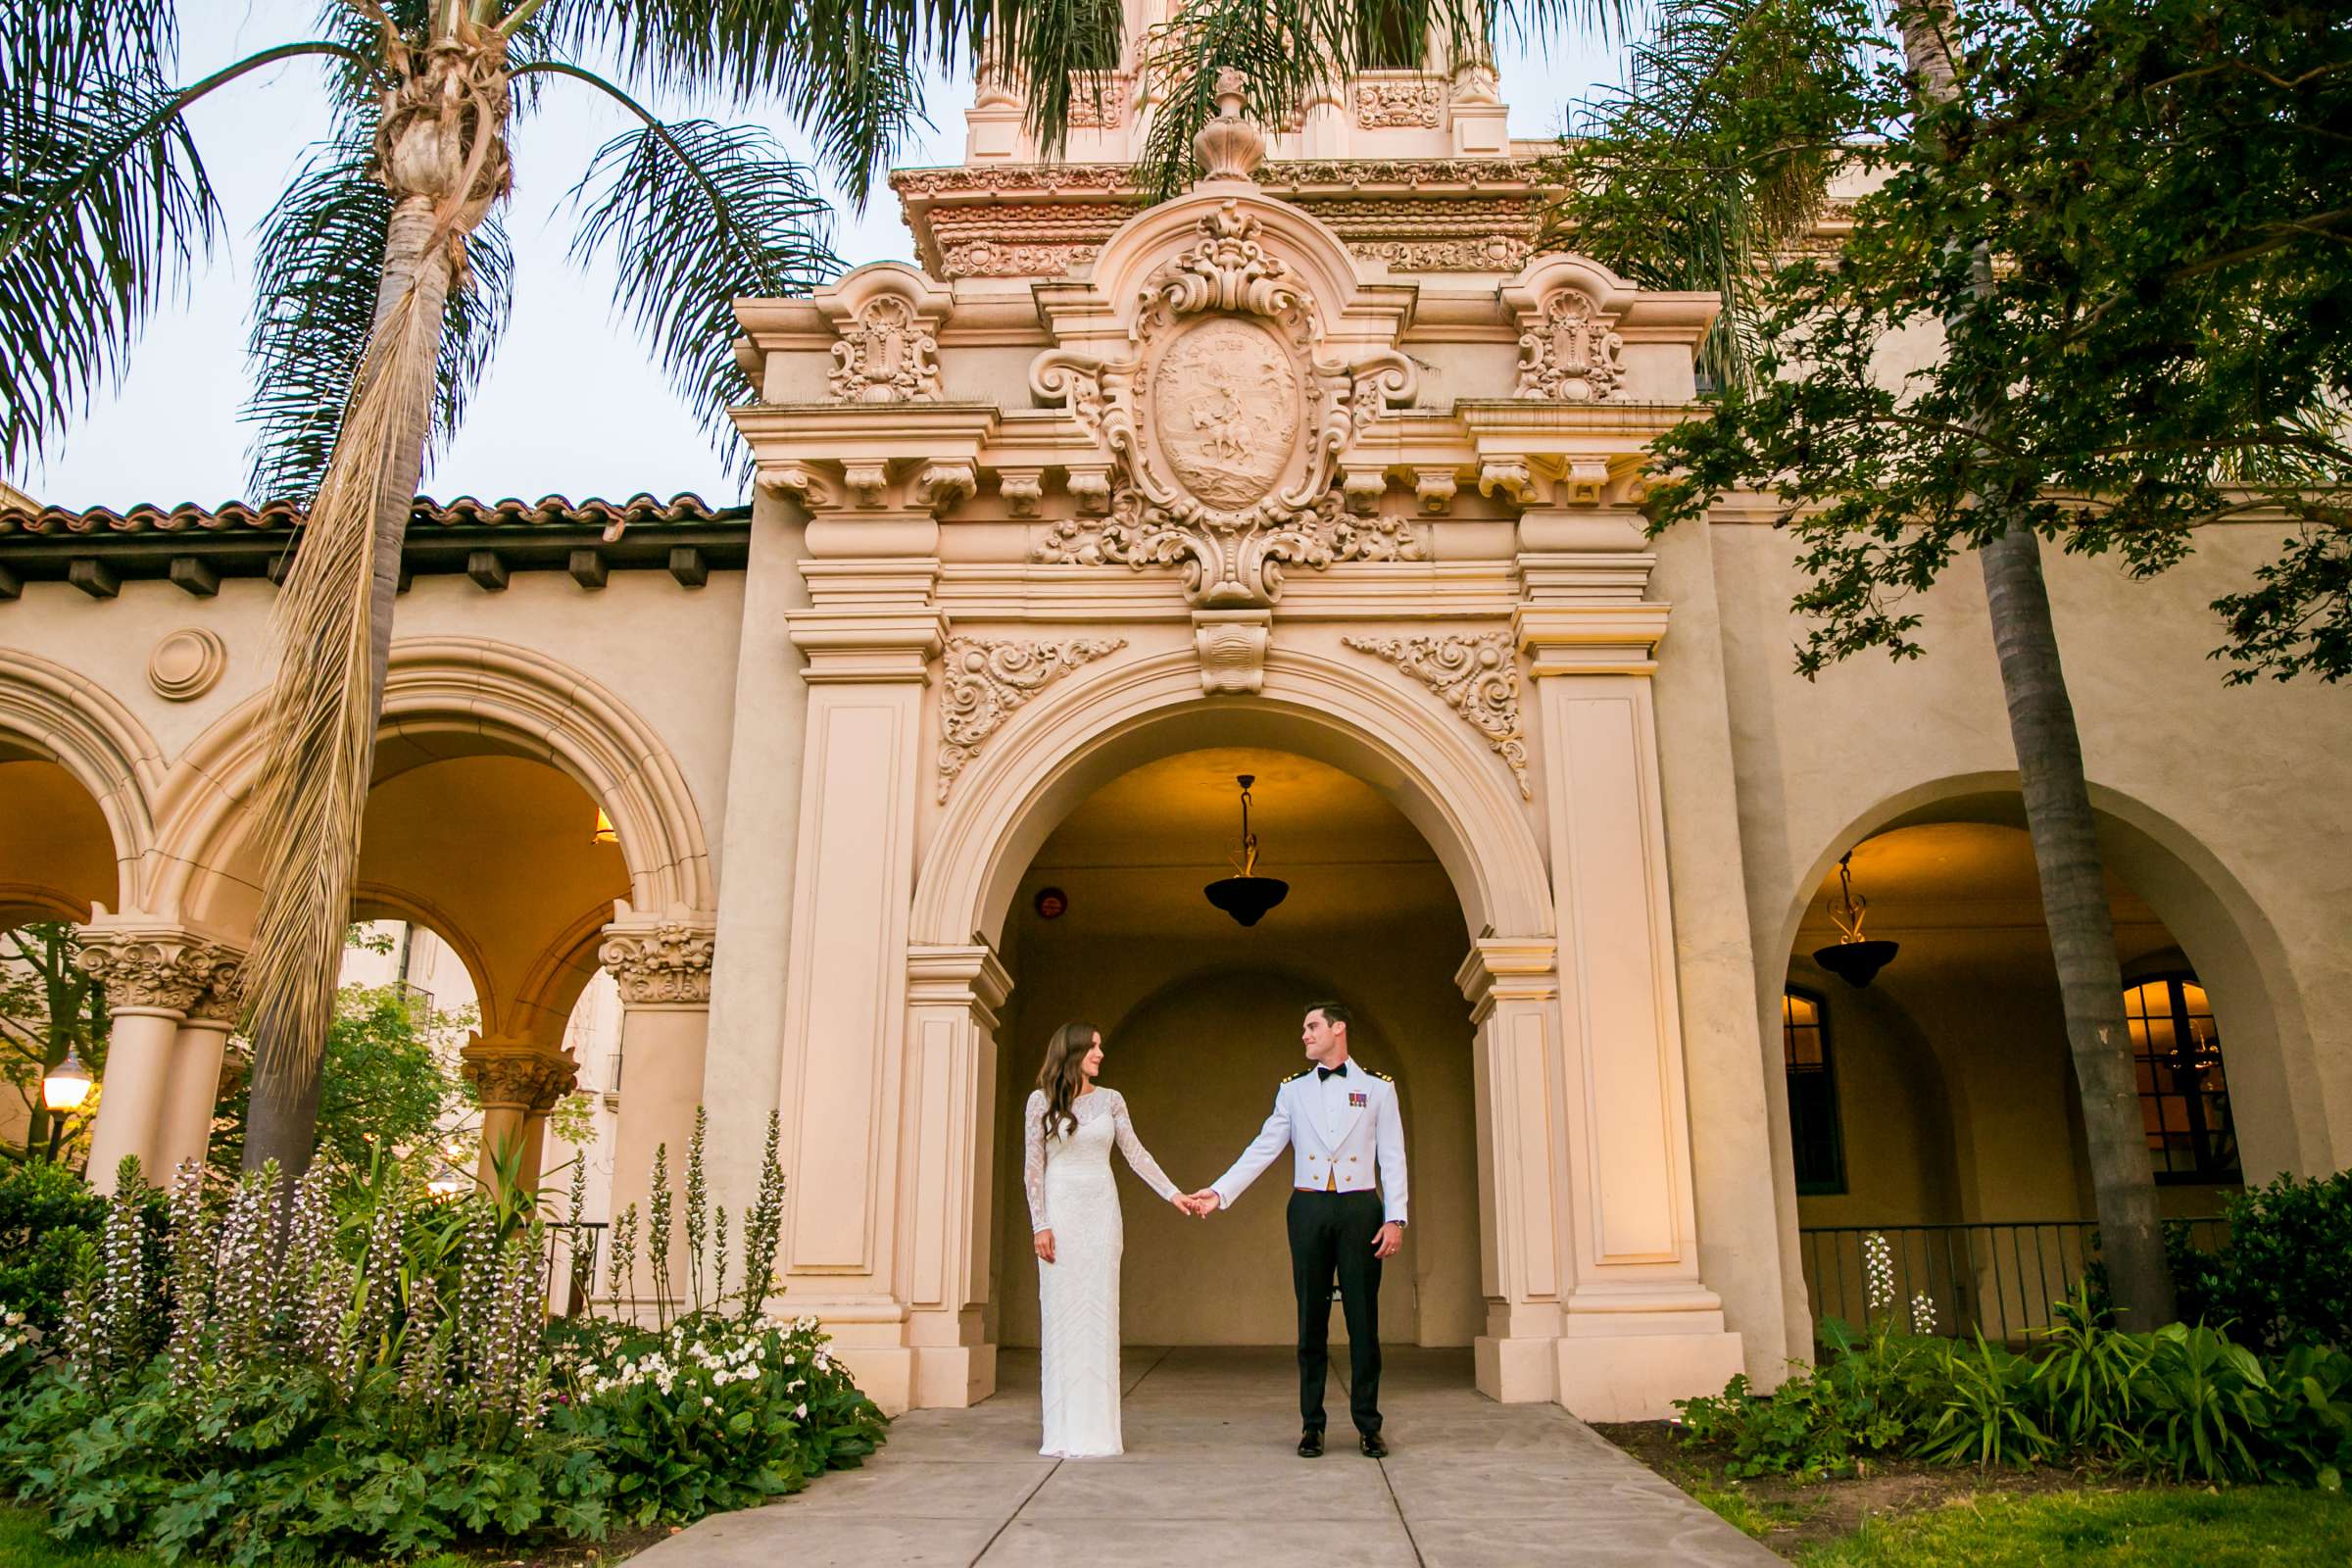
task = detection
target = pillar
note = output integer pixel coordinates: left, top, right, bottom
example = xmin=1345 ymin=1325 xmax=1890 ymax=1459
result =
xmin=75 ymin=919 xmax=237 ymax=1193
xmin=460 ymin=1033 xmax=578 ymax=1196
xmin=901 ymin=943 xmax=1011 ymax=1408
xmin=600 ymin=906 xmax=716 ymax=1308
xmin=1457 ymin=938 xmax=1571 ymax=1402
xmin=1514 ymin=543 xmax=1747 ymax=1420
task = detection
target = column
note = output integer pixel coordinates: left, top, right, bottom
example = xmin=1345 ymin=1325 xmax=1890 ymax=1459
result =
xmin=772 ymin=472 xmax=957 ymax=1416
xmin=154 ymin=950 xmax=244 ymax=1179
xmin=1456 ymin=938 xmax=1572 ymax=1402
xmin=460 ymin=1033 xmax=578 ymax=1195
xmin=600 ymin=907 xmax=716 ymax=1310
xmin=1515 ymin=545 xmax=1747 ymax=1420
xmin=75 ymin=919 xmax=233 ymax=1193
xmin=901 ymin=943 xmax=1011 ymax=1409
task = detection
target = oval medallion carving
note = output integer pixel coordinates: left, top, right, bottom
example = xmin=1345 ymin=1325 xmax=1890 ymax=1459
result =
xmin=1151 ymin=318 xmax=1298 ymax=511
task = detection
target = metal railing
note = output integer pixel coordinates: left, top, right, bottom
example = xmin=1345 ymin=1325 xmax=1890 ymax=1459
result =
xmin=1799 ymin=1218 xmax=2228 ymax=1347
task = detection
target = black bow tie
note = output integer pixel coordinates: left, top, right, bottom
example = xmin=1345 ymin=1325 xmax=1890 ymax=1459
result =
xmin=1317 ymin=1064 xmax=1348 ymax=1080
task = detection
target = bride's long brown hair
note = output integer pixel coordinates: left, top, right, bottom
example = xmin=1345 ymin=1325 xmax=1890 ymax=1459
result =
xmin=1036 ymin=1020 xmax=1100 ymax=1143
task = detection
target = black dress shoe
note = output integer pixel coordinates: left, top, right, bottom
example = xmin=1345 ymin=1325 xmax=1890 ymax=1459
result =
xmin=1359 ymin=1432 xmax=1390 ymax=1459
xmin=1298 ymin=1429 xmax=1325 ymax=1458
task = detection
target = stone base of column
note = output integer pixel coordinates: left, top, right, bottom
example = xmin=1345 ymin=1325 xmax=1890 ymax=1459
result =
xmin=1554 ymin=1292 xmax=1747 ymax=1420
xmin=911 ymin=1343 xmax=998 ymax=1410
xmin=1475 ymin=1334 xmax=1561 ymax=1402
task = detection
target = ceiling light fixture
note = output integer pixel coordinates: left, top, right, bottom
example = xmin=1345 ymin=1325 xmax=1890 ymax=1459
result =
xmin=1204 ymin=774 xmax=1289 ymax=927
xmin=1813 ymin=850 xmax=1899 ymax=988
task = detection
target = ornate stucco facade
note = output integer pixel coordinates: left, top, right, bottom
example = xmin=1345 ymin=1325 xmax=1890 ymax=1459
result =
xmin=3 ymin=57 xmax=2347 ymax=1423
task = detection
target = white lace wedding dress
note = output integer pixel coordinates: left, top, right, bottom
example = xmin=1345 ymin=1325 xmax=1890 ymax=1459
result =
xmin=1022 ymin=1086 xmax=1180 ymax=1457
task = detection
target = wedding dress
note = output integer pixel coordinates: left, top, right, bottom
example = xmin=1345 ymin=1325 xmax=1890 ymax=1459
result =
xmin=1023 ymin=1086 xmax=1180 ymax=1457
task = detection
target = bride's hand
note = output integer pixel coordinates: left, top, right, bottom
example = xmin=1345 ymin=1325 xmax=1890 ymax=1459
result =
xmin=1033 ymin=1229 xmax=1055 ymax=1264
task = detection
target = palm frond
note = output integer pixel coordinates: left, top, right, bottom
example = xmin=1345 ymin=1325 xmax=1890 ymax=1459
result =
xmin=244 ymin=121 xmax=516 ymax=504
xmin=0 ymin=64 xmax=217 ymax=470
xmin=551 ymin=1 xmax=940 ymax=205
xmin=558 ymin=93 xmax=838 ymax=466
xmin=0 ymin=0 xmax=179 ymax=117
xmin=1128 ymin=0 xmax=1628 ymax=198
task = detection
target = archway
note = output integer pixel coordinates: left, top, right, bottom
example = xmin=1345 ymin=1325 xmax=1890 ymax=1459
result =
xmin=1768 ymin=777 xmax=2313 ymax=1342
xmin=986 ymin=747 xmax=1485 ymax=1362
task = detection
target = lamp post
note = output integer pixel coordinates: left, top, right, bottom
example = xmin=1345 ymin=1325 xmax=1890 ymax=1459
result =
xmin=39 ymin=1047 xmax=93 ymax=1164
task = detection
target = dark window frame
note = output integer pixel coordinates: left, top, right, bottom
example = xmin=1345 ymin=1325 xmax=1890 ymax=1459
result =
xmin=1783 ymin=986 xmax=1847 ymax=1196
xmin=2125 ymin=971 xmax=2240 ymax=1185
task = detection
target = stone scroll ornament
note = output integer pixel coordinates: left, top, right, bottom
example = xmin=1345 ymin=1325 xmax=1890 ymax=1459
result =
xmin=1515 ymin=287 xmax=1625 ymax=403
xmin=1028 ymin=78 xmax=1424 ymax=610
xmin=1345 ymin=632 xmax=1532 ymax=799
xmin=938 ymin=637 xmax=1125 ymax=799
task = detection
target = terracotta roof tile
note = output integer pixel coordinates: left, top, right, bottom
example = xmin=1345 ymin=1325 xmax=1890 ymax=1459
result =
xmin=0 ymin=492 xmax=748 ymax=539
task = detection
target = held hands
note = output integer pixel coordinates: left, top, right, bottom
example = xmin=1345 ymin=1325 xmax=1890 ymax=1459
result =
xmin=1172 ymin=1189 xmax=1221 ymax=1218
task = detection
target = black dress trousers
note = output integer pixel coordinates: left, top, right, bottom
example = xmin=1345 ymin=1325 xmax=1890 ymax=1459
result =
xmin=1287 ymin=1188 xmax=1384 ymax=1435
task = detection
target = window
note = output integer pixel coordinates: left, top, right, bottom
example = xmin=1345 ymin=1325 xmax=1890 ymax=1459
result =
xmin=2125 ymin=974 xmax=2238 ymax=1182
xmin=1783 ymin=989 xmax=1846 ymax=1195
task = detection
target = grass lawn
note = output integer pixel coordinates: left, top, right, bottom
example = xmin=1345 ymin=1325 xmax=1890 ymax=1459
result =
xmin=0 ymin=1507 xmax=671 ymax=1567
xmin=1798 ymin=1487 xmax=2352 ymax=1566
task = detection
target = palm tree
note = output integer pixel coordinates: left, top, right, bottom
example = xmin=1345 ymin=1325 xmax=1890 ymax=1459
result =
xmin=3 ymin=0 xmax=1595 ymax=1178
xmin=1550 ymin=0 xmax=2177 ymax=1326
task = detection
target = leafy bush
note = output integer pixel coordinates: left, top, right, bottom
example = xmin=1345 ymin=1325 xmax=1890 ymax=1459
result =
xmin=1674 ymin=1270 xmax=2352 ymax=1490
xmin=2180 ymin=1171 xmax=2352 ymax=1354
xmin=0 ymin=1109 xmax=883 ymax=1562
xmin=0 ymin=1161 xmax=105 ymax=1333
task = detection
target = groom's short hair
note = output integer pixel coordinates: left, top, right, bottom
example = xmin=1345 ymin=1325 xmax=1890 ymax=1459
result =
xmin=1306 ymin=1000 xmax=1352 ymax=1034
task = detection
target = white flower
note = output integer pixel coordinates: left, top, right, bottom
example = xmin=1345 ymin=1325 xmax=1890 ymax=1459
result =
xmin=795 ymin=1402 xmax=808 ymax=1418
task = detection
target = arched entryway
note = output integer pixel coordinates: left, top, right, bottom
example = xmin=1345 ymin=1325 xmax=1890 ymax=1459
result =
xmin=1766 ymin=776 xmax=2312 ymax=1343
xmin=984 ymin=747 xmax=1485 ymax=1360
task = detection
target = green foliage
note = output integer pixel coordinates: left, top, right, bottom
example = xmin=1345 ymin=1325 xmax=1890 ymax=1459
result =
xmin=0 ymin=1164 xmax=103 ymax=1337
xmin=1799 ymin=1487 xmax=2352 ymax=1568
xmin=0 ymin=924 xmax=110 ymax=1167
xmin=0 ymin=1110 xmax=871 ymax=1561
xmin=1676 ymin=1288 xmax=2352 ymax=1489
xmin=2180 ymin=1173 xmax=2352 ymax=1355
xmin=1552 ymin=0 xmax=2352 ymax=681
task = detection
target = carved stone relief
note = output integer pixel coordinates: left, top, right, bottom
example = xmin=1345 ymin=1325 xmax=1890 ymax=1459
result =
xmin=599 ymin=920 xmax=717 ymax=1005
xmin=1515 ymin=288 xmax=1626 ymax=403
xmin=938 ymin=637 xmax=1126 ymax=799
xmin=828 ymin=295 xmax=942 ymax=404
xmin=1029 ymin=199 xmax=1419 ymax=608
xmin=942 ymin=240 xmax=1098 ymax=278
xmin=1345 ymin=632 xmax=1531 ymax=798
xmin=1067 ymin=74 xmax=1128 ymax=128
xmin=1355 ymin=81 xmax=1445 ymax=127
xmin=74 ymin=930 xmax=242 ymax=1013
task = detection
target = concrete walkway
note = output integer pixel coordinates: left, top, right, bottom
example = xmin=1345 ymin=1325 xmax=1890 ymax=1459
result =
xmin=634 ymin=1347 xmax=1780 ymax=1567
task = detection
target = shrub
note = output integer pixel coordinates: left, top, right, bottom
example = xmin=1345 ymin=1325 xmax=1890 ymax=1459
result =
xmin=0 ymin=1161 xmax=104 ymax=1334
xmin=2188 ymin=1171 xmax=2352 ymax=1354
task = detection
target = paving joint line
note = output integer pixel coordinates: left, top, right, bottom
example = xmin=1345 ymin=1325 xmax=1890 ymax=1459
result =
xmin=970 ymin=1456 xmax=1059 ymax=1566
xmin=1373 ymin=1446 xmax=1426 ymax=1568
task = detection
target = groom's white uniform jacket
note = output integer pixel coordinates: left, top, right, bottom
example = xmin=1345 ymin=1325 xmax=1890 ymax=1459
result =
xmin=1210 ymin=1062 xmax=1408 ymax=1225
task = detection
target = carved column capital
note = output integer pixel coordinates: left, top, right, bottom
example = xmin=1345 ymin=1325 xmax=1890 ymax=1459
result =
xmin=460 ymin=1034 xmax=579 ymax=1113
xmin=598 ymin=911 xmax=718 ymax=1006
xmin=74 ymin=921 xmax=242 ymax=1016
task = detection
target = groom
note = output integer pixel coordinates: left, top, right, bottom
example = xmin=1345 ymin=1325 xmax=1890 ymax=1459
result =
xmin=1185 ymin=1001 xmax=1408 ymax=1458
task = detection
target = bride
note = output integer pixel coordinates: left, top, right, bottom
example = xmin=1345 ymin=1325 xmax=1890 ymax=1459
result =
xmin=1023 ymin=1020 xmax=1189 ymax=1457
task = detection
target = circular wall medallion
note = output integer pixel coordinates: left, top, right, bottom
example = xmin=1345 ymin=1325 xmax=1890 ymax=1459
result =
xmin=147 ymin=627 xmax=225 ymax=703
xmin=1151 ymin=317 xmax=1299 ymax=511
xmin=1033 ymin=886 xmax=1069 ymax=920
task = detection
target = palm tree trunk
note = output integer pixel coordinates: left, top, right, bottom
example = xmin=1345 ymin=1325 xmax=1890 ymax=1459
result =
xmin=1897 ymin=1 xmax=2173 ymax=1327
xmin=242 ymin=196 xmax=454 ymax=1179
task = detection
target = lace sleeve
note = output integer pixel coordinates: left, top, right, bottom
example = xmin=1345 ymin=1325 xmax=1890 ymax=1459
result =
xmin=1109 ymin=1092 xmax=1181 ymax=1203
xmin=1023 ymin=1091 xmax=1050 ymax=1232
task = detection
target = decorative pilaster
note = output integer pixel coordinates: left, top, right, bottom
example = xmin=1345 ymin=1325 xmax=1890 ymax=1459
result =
xmin=601 ymin=906 xmax=717 ymax=1312
xmin=1515 ymin=581 xmax=1747 ymax=1420
xmin=1456 ymin=939 xmax=1571 ymax=1402
xmin=900 ymin=943 xmax=1013 ymax=1408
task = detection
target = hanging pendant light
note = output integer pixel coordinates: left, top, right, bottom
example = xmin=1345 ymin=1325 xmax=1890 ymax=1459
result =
xmin=1204 ymin=774 xmax=1289 ymax=927
xmin=1813 ymin=850 xmax=1899 ymax=988
xmin=591 ymin=808 xmax=618 ymax=847
xmin=41 ymin=1047 xmax=93 ymax=1113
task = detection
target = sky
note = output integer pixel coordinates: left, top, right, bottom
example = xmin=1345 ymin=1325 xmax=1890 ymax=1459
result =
xmin=22 ymin=6 xmax=1620 ymax=512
